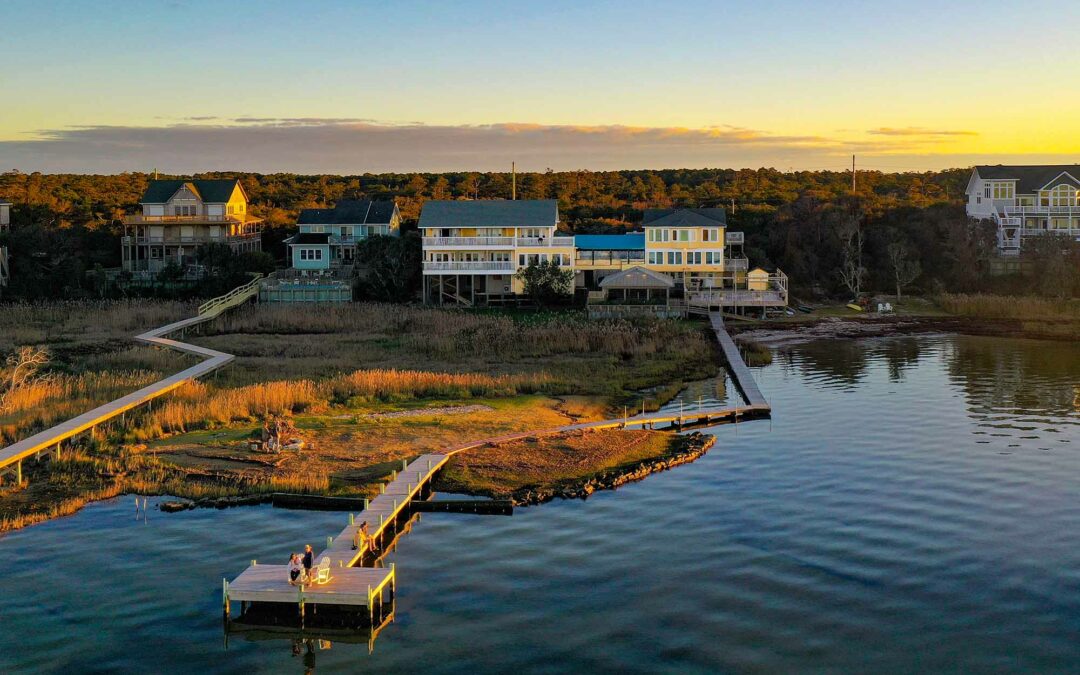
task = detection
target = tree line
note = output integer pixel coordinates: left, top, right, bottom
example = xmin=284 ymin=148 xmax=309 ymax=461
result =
xmin=1 ymin=167 xmax=1075 ymax=301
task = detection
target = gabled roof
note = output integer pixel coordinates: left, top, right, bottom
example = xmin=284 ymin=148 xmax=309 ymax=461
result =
xmin=139 ymin=179 xmax=243 ymax=204
xmin=289 ymin=233 xmax=331 ymax=245
xmin=297 ymin=200 xmax=398 ymax=225
xmin=574 ymin=233 xmax=646 ymax=251
xmin=599 ymin=266 xmax=675 ymax=289
xmin=642 ymin=208 xmax=727 ymax=228
xmin=419 ymin=200 xmax=558 ymax=229
xmin=973 ymin=165 xmax=1080 ymax=193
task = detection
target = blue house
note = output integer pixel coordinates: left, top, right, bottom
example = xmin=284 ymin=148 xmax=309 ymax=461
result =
xmin=288 ymin=200 xmax=400 ymax=270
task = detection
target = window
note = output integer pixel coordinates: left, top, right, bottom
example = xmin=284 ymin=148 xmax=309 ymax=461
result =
xmin=1048 ymin=184 xmax=1078 ymax=207
xmin=299 ymin=248 xmax=324 ymax=261
xmin=666 ymin=251 xmax=682 ymax=265
xmin=341 ymin=227 xmax=349 ymax=238
xmin=992 ymin=183 xmax=1014 ymax=199
xmin=705 ymin=251 xmax=721 ymax=265
xmin=677 ymin=229 xmax=692 ymax=242
xmin=702 ymin=228 xmax=720 ymax=242
xmin=648 ymin=251 xmax=661 ymax=265
xmin=648 ymin=229 xmax=670 ymax=243
xmin=983 ymin=185 xmax=991 ymax=199
xmin=686 ymin=251 xmax=702 ymax=265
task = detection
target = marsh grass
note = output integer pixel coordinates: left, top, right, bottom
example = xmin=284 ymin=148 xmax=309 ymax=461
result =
xmin=938 ymin=293 xmax=1080 ymax=320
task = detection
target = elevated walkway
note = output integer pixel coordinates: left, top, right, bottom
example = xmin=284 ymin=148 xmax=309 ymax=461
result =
xmin=0 ymin=276 xmax=262 ymax=484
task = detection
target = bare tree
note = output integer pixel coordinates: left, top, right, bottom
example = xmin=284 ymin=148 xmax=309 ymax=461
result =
xmin=837 ymin=216 xmax=866 ymax=299
xmin=886 ymin=241 xmax=921 ymax=301
xmin=0 ymin=346 xmax=51 ymax=412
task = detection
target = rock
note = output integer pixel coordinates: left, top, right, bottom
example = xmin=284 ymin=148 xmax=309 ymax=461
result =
xmin=159 ymin=500 xmax=194 ymax=513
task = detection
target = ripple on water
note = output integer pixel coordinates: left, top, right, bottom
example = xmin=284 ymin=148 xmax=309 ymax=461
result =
xmin=0 ymin=334 xmax=1078 ymax=673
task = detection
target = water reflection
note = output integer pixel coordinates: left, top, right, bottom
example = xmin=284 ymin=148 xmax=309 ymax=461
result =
xmin=1 ymin=334 xmax=1078 ymax=672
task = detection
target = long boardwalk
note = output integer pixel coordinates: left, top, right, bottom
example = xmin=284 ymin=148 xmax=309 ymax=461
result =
xmin=225 ymin=312 xmax=770 ymax=619
xmin=0 ymin=276 xmax=262 ymax=484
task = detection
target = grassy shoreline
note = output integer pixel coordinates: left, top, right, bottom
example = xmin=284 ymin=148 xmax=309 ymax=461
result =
xmin=0 ymin=302 xmax=719 ymax=532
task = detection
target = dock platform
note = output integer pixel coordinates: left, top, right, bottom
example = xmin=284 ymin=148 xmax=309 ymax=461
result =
xmin=227 ymin=564 xmax=394 ymax=612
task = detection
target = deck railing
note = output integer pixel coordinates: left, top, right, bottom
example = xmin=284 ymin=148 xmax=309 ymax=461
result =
xmin=422 ymin=261 xmax=515 ymax=273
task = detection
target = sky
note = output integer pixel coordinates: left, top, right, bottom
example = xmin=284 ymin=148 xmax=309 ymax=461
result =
xmin=1 ymin=0 xmax=1078 ymax=174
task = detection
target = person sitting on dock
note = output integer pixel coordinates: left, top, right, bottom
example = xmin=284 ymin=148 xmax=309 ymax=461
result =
xmin=302 ymin=544 xmax=315 ymax=582
xmin=351 ymin=520 xmax=374 ymax=552
xmin=287 ymin=553 xmax=303 ymax=586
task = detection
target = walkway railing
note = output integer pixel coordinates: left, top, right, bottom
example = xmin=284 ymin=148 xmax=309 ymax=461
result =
xmin=0 ymin=277 xmax=263 ymax=484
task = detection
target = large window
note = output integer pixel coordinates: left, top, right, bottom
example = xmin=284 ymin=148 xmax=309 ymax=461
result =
xmin=299 ymin=248 xmax=324 ymax=261
xmin=686 ymin=251 xmax=702 ymax=265
xmin=992 ymin=183 xmax=1014 ymax=199
xmin=1045 ymin=184 xmax=1078 ymax=207
xmin=666 ymin=251 xmax=683 ymax=265
xmin=702 ymin=228 xmax=721 ymax=242
xmin=648 ymin=229 xmax=670 ymax=243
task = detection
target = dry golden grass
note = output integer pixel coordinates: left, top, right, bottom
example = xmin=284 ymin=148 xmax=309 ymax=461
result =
xmin=321 ymin=368 xmax=553 ymax=403
xmin=0 ymin=300 xmax=192 ymax=351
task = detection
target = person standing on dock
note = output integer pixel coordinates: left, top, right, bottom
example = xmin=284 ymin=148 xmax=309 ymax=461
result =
xmin=302 ymin=544 xmax=314 ymax=582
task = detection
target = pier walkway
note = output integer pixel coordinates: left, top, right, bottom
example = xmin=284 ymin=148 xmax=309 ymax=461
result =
xmin=225 ymin=312 xmax=770 ymax=620
xmin=0 ymin=275 xmax=262 ymax=484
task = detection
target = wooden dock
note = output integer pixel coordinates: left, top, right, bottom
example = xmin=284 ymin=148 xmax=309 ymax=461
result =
xmin=0 ymin=276 xmax=262 ymax=485
xmin=709 ymin=311 xmax=769 ymax=408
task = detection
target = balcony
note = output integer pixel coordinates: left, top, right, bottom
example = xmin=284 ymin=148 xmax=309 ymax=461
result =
xmin=516 ymin=236 xmax=575 ymax=248
xmin=423 ymin=236 xmax=575 ymax=249
xmin=725 ymin=257 xmax=749 ymax=271
xmin=726 ymin=231 xmax=744 ymax=245
xmin=423 ymin=236 xmax=515 ymax=248
xmin=123 ymin=213 xmax=262 ymax=225
xmin=126 ymin=232 xmax=262 ymax=245
xmin=1001 ymin=204 xmax=1080 ymax=216
xmin=423 ymin=261 xmax=515 ymax=274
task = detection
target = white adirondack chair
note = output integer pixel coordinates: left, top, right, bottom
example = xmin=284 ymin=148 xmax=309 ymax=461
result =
xmin=316 ymin=556 xmax=332 ymax=585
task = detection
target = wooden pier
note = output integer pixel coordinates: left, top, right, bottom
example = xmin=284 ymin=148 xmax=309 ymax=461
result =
xmin=225 ymin=314 xmax=771 ymax=625
xmin=0 ymin=276 xmax=262 ymax=485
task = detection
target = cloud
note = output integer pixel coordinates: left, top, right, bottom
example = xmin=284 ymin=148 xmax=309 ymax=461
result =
xmin=868 ymin=127 xmax=978 ymax=137
xmin=0 ymin=118 xmax=982 ymax=174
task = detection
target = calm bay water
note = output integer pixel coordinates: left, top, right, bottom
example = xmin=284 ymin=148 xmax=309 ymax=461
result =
xmin=0 ymin=334 xmax=1077 ymax=673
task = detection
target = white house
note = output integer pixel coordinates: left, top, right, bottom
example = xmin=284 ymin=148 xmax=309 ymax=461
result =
xmin=420 ymin=200 xmax=574 ymax=305
xmin=965 ymin=165 xmax=1080 ymax=255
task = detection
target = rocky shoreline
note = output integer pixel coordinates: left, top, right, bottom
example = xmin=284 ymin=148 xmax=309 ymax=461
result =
xmin=730 ymin=314 xmax=1077 ymax=346
xmin=475 ymin=432 xmax=716 ymax=507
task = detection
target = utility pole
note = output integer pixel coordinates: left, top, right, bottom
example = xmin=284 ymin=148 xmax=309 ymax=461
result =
xmin=851 ymin=155 xmax=856 ymax=192
xmin=511 ymin=162 xmax=516 ymax=200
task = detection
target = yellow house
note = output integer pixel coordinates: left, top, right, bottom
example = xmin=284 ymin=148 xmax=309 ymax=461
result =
xmin=122 ymin=179 xmax=262 ymax=277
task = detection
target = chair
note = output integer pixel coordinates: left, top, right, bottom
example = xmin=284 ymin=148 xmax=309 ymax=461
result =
xmin=316 ymin=556 xmax=332 ymax=584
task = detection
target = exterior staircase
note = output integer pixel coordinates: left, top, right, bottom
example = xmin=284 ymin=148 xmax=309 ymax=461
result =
xmin=198 ymin=273 xmax=263 ymax=317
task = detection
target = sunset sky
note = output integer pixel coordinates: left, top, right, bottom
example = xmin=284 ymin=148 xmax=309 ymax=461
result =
xmin=3 ymin=0 xmax=1078 ymax=173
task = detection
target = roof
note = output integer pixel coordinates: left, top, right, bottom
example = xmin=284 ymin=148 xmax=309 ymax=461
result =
xmin=139 ymin=179 xmax=242 ymax=204
xmin=642 ymin=208 xmax=727 ymax=228
xmin=748 ymin=267 xmax=770 ymax=276
xmin=289 ymin=233 xmax=331 ymax=245
xmin=0 ymin=198 xmax=11 ymax=206
xmin=297 ymin=200 xmax=397 ymax=225
xmin=974 ymin=165 xmax=1080 ymax=193
xmin=419 ymin=200 xmax=558 ymax=229
xmin=599 ymin=266 xmax=675 ymax=289
xmin=574 ymin=233 xmax=645 ymax=250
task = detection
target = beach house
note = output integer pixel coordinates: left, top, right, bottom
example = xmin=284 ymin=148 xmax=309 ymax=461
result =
xmin=965 ymin=165 xmax=1080 ymax=255
xmin=288 ymin=200 xmax=400 ymax=271
xmin=122 ymin=179 xmax=262 ymax=277
xmin=420 ymin=200 xmax=574 ymax=305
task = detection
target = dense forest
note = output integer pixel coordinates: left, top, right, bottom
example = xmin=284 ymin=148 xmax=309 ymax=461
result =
xmin=1 ymin=167 xmax=1076 ymax=301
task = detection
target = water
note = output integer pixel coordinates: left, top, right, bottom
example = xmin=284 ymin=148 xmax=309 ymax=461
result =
xmin=1 ymin=334 xmax=1078 ymax=673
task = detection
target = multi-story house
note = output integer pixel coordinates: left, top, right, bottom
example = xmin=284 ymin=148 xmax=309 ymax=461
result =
xmin=965 ymin=165 xmax=1080 ymax=255
xmin=122 ymin=179 xmax=262 ymax=276
xmin=574 ymin=208 xmax=787 ymax=308
xmin=0 ymin=197 xmax=10 ymax=291
xmin=288 ymin=200 xmax=400 ymax=270
xmin=420 ymin=199 xmax=575 ymax=305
